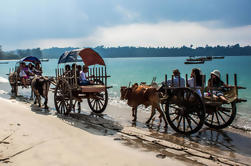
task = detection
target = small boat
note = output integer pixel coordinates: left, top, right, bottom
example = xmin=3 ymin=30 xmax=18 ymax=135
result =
xmin=186 ymin=58 xmax=204 ymax=61
xmin=203 ymin=56 xmax=212 ymax=61
xmin=187 ymin=56 xmax=212 ymax=61
xmin=0 ymin=62 xmax=9 ymax=64
xmin=40 ymin=58 xmax=49 ymax=62
xmin=212 ymin=56 xmax=224 ymax=59
xmin=184 ymin=61 xmax=205 ymax=64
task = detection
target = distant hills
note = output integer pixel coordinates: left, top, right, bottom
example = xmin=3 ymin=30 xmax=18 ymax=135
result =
xmin=1 ymin=44 xmax=251 ymax=60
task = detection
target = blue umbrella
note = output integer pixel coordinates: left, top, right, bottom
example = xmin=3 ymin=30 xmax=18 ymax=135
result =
xmin=20 ymin=56 xmax=41 ymax=64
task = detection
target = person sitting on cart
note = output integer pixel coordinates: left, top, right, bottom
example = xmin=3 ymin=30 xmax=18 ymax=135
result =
xmin=207 ymin=70 xmax=228 ymax=102
xmin=79 ymin=66 xmax=93 ymax=86
xmin=76 ymin=65 xmax=82 ymax=83
xmin=34 ymin=62 xmax=42 ymax=76
xmin=27 ymin=63 xmax=35 ymax=77
xmin=158 ymin=69 xmax=185 ymax=98
xmin=71 ymin=63 xmax=77 ymax=75
xmin=166 ymin=69 xmax=185 ymax=87
xmin=64 ymin=64 xmax=71 ymax=77
xmin=19 ymin=62 xmax=28 ymax=88
xmin=188 ymin=68 xmax=202 ymax=97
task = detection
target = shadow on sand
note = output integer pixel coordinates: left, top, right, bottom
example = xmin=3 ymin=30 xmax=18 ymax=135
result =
xmin=56 ymin=112 xmax=123 ymax=136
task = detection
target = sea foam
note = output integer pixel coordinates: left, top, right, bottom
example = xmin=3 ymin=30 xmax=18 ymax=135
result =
xmin=0 ymin=77 xmax=8 ymax=83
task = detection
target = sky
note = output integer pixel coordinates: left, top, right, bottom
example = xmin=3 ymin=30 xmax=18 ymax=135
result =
xmin=0 ymin=0 xmax=251 ymax=51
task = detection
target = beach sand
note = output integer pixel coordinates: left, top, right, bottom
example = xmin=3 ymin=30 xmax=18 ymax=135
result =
xmin=0 ymin=97 xmax=185 ymax=166
xmin=1 ymin=87 xmax=251 ymax=166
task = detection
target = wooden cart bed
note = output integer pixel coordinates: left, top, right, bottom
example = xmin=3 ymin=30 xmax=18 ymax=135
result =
xmin=80 ymin=85 xmax=106 ymax=93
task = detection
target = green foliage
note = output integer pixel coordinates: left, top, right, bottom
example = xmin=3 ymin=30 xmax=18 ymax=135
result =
xmin=1 ymin=44 xmax=251 ymax=60
xmin=41 ymin=44 xmax=251 ymax=59
xmin=0 ymin=46 xmax=43 ymax=60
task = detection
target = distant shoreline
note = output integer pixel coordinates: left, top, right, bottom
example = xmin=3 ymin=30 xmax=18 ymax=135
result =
xmin=1 ymin=54 xmax=251 ymax=61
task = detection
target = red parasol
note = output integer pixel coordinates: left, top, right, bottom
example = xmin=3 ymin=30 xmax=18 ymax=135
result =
xmin=79 ymin=48 xmax=105 ymax=66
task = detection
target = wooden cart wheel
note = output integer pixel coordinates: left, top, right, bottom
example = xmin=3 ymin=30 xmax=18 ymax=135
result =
xmin=204 ymin=101 xmax=236 ymax=129
xmin=162 ymin=88 xmax=205 ymax=135
xmin=72 ymin=99 xmax=81 ymax=113
xmin=87 ymin=79 xmax=108 ymax=113
xmin=54 ymin=78 xmax=72 ymax=115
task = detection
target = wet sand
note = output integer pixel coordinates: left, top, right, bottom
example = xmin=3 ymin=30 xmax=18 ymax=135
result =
xmin=1 ymin=84 xmax=251 ymax=165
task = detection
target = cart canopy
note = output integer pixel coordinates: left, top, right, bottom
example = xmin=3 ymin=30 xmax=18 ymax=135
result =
xmin=58 ymin=48 xmax=105 ymax=66
xmin=20 ymin=56 xmax=41 ymax=64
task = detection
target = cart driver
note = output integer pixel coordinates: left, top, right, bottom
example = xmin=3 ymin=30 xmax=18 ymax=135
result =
xmin=166 ymin=69 xmax=185 ymax=87
xmin=158 ymin=69 xmax=185 ymax=98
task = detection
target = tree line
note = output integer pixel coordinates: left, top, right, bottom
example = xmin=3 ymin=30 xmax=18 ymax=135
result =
xmin=0 ymin=46 xmax=42 ymax=60
xmin=1 ymin=44 xmax=251 ymax=60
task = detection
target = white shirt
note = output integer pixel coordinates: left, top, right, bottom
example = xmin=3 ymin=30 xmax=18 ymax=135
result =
xmin=19 ymin=70 xmax=27 ymax=77
xmin=166 ymin=76 xmax=185 ymax=87
xmin=80 ymin=71 xmax=87 ymax=82
xmin=188 ymin=77 xmax=202 ymax=97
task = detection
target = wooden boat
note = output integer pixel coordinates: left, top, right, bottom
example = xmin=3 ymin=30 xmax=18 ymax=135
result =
xmin=203 ymin=56 xmax=212 ymax=61
xmin=186 ymin=58 xmax=203 ymax=61
xmin=184 ymin=61 xmax=204 ymax=64
xmin=187 ymin=56 xmax=212 ymax=61
xmin=40 ymin=58 xmax=49 ymax=62
xmin=212 ymin=56 xmax=224 ymax=59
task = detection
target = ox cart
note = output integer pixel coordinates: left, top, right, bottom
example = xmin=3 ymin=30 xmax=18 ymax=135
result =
xmin=160 ymin=74 xmax=247 ymax=135
xmin=8 ymin=56 xmax=42 ymax=96
xmin=54 ymin=48 xmax=111 ymax=115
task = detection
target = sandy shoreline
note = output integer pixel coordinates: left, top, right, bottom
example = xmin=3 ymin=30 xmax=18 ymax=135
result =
xmin=0 ymin=97 xmax=186 ymax=166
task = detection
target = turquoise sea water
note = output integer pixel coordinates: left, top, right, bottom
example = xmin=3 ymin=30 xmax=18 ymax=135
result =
xmin=0 ymin=56 xmax=250 ymax=129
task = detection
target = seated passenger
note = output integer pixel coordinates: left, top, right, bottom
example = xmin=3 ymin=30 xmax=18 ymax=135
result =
xmin=27 ymin=63 xmax=35 ymax=77
xmin=64 ymin=64 xmax=71 ymax=77
xmin=207 ymin=70 xmax=228 ymax=102
xmin=165 ymin=69 xmax=185 ymax=87
xmin=76 ymin=65 xmax=82 ymax=83
xmin=79 ymin=66 xmax=93 ymax=86
xmin=71 ymin=63 xmax=77 ymax=75
xmin=34 ymin=63 xmax=42 ymax=76
xmin=188 ymin=68 xmax=202 ymax=97
xmin=158 ymin=69 xmax=185 ymax=97
xmin=19 ymin=62 xmax=28 ymax=88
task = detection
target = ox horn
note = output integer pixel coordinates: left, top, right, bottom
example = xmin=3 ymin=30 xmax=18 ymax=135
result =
xmin=128 ymin=81 xmax=131 ymax=88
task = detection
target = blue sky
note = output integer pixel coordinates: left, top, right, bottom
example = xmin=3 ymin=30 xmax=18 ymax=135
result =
xmin=0 ymin=0 xmax=251 ymax=50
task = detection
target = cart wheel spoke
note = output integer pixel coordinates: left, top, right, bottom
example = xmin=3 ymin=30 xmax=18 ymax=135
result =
xmin=186 ymin=117 xmax=193 ymax=131
xmin=171 ymin=115 xmax=180 ymax=123
xmin=183 ymin=116 xmax=186 ymax=132
xmin=217 ymin=111 xmax=226 ymax=123
xmin=210 ymin=113 xmax=215 ymax=125
xmin=177 ymin=116 xmax=182 ymax=129
xmin=188 ymin=115 xmax=199 ymax=125
xmin=218 ymin=110 xmax=231 ymax=117
xmin=215 ymin=111 xmax=221 ymax=126
xmin=95 ymin=100 xmax=99 ymax=110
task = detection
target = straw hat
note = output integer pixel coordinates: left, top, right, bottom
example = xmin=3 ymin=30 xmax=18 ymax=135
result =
xmin=211 ymin=70 xmax=220 ymax=78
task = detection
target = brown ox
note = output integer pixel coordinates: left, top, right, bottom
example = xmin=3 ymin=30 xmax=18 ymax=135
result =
xmin=120 ymin=83 xmax=168 ymax=127
xmin=31 ymin=76 xmax=54 ymax=109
